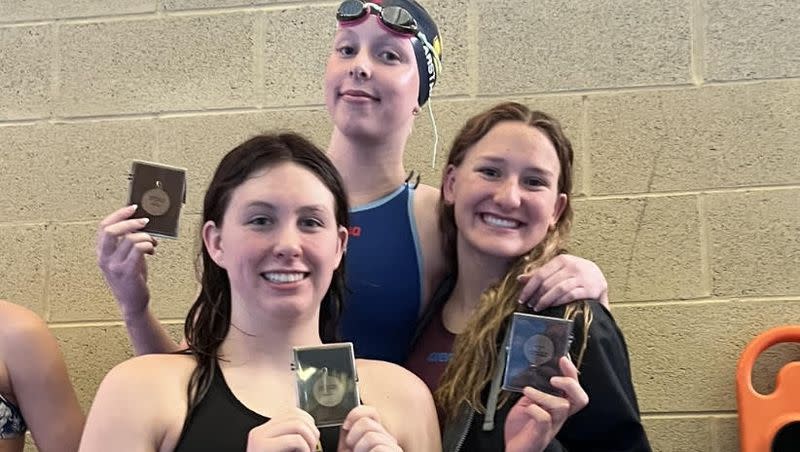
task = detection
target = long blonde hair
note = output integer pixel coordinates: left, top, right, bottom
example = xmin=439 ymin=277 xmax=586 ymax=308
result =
xmin=435 ymin=103 xmax=593 ymax=419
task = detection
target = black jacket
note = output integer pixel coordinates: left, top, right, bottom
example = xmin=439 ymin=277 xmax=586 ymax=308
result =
xmin=414 ymin=276 xmax=651 ymax=452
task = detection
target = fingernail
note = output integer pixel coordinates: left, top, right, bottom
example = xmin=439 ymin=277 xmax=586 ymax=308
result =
xmin=140 ymin=218 xmax=150 ymax=224
xmin=130 ymin=204 xmax=138 ymax=210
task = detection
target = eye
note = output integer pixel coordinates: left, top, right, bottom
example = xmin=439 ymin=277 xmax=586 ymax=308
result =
xmin=477 ymin=167 xmax=500 ymax=179
xmin=300 ymin=217 xmax=324 ymax=229
xmin=336 ymin=45 xmax=356 ymax=57
xmin=523 ymin=177 xmax=547 ymax=188
xmin=247 ymin=215 xmax=274 ymax=227
xmin=378 ymin=49 xmax=402 ymax=63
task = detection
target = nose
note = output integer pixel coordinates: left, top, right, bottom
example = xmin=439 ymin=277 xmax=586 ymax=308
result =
xmin=274 ymin=224 xmax=302 ymax=260
xmin=348 ymin=50 xmax=372 ymax=80
xmin=493 ymin=178 xmax=522 ymax=210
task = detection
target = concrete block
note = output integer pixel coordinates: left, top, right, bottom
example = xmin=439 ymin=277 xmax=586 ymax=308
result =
xmin=0 ymin=121 xmax=156 ymax=222
xmin=52 ymin=325 xmax=134 ymax=410
xmin=0 ymin=25 xmax=51 ymax=120
xmin=147 ymin=215 xmax=202 ymax=320
xmin=642 ymin=416 xmax=712 ymax=452
xmin=0 ymin=225 xmax=47 ymax=315
xmin=57 ymin=13 xmax=257 ymax=116
xmin=164 ymin=0 xmax=303 ymax=9
xmin=0 ymin=1 xmax=154 ymax=22
xmin=587 ymin=81 xmax=800 ymax=195
xmin=705 ymin=189 xmax=800 ymax=297
xmin=262 ymin=6 xmax=332 ymax=107
xmin=751 ymin=342 xmax=800 ymax=395
xmin=48 ymin=219 xmax=200 ymax=322
xmin=712 ymin=416 xmax=740 ymax=452
xmin=570 ymin=195 xmax=704 ymax=302
xmin=614 ymin=299 xmax=800 ymax=412
xmin=477 ymin=0 xmax=691 ymax=94
xmin=48 ymin=223 xmax=117 ymax=322
xmin=704 ymin=0 xmax=800 ymax=81
xmin=404 ymin=96 xmax=584 ymax=192
xmin=421 ymin=0 xmax=470 ymax=98
xmin=156 ymin=108 xmax=332 ymax=212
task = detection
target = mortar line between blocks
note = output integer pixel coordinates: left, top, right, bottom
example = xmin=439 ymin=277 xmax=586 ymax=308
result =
xmin=690 ymin=0 xmax=706 ymax=85
xmin=697 ymin=194 xmax=713 ymax=296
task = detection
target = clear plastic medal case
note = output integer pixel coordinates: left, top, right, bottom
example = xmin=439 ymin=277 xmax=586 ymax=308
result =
xmin=501 ymin=312 xmax=574 ymax=395
xmin=293 ymin=342 xmax=359 ymax=427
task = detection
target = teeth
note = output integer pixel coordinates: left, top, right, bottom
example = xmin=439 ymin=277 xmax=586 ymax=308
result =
xmin=262 ymin=272 xmax=306 ymax=283
xmin=483 ymin=214 xmax=519 ymax=229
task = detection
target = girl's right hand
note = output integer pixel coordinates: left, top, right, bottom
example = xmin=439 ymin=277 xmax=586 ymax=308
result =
xmin=247 ymin=409 xmax=320 ymax=452
xmin=95 ymin=205 xmax=155 ymax=319
xmin=504 ymin=357 xmax=588 ymax=452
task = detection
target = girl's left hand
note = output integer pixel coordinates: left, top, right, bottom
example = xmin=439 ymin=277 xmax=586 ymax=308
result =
xmin=337 ymin=405 xmax=401 ymax=452
xmin=504 ymin=357 xmax=588 ymax=452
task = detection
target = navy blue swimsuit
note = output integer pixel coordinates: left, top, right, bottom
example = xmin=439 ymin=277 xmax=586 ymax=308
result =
xmin=340 ymin=184 xmax=424 ymax=363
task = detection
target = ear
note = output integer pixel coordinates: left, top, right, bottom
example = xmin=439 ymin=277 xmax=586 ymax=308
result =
xmin=550 ymin=193 xmax=568 ymax=228
xmin=334 ymin=225 xmax=349 ymax=268
xmin=442 ymin=164 xmax=458 ymax=205
xmin=202 ymin=220 xmax=225 ymax=268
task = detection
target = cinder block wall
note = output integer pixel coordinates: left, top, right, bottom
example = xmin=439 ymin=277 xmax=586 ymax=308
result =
xmin=1 ymin=1 xmax=798 ymax=450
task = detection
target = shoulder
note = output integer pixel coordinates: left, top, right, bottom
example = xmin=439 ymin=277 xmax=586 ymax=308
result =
xmin=355 ymin=359 xmax=439 ymax=449
xmin=0 ymin=300 xmax=51 ymax=345
xmin=413 ymin=183 xmax=440 ymax=205
xmin=82 ymin=354 xmax=195 ymax=451
xmin=356 ymin=359 xmax=430 ymax=404
xmin=411 ymin=183 xmax=440 ymax=226
xmin=412 ymin=184 xmax=449 ymax=305
xmin=101 ymin=353 xmax=195 ymax=393
xmin=0 ymin=301 xmax=61 ymax=371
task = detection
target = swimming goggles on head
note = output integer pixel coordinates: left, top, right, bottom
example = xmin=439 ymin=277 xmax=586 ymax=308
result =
xmin=336 ymin=0 xmax=441 ymax=70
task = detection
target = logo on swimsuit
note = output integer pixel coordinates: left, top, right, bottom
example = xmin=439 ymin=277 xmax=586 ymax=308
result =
xmin=426 ymin=352 xmax=452 ymax=363
xmin=348 ymin=226 xmax=362 ymax=237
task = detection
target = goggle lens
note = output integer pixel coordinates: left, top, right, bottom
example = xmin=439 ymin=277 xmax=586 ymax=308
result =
xmin=337 ymin=1 xmax=419 ymax=37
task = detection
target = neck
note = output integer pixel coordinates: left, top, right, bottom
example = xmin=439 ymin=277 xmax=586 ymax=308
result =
xmin=220 ymin=305 xmax=323 ymax=370
xmin=327 ymin=128 xmax=409 ymax=206
xmin=445 ymin=240 xmax=513 ymax=333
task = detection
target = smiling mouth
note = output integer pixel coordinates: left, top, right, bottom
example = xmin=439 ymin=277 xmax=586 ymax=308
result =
xmin=481 ymin=213 xmax=522 ymax=229
xmin=261 ymin=272 xmax=309 ymax=284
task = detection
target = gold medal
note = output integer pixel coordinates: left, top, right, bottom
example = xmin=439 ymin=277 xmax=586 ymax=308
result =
xmin=523 ymin=334 xmax=555 ymax=366
xmin=141 ymin=180 xmax=170 ymax=216
xmin=312 ymin=367 xmax=346 ymax=408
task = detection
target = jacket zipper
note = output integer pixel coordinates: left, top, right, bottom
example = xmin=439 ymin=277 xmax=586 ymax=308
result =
xmin=453 ymin=408 xmax=474 ymax=452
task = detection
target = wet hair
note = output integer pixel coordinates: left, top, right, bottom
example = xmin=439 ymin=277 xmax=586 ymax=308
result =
xmin=183 ymin=132 xmax=350 ymax=414
xmin=434 ymin=102 xmax=593 ymax=419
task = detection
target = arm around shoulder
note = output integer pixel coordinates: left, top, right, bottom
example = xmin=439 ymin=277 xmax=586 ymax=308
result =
xmin=357 ymin=360 xmax=441 ymax=451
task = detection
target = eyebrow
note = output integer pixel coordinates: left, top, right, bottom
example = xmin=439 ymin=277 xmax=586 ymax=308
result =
xmin=244 ymin=201 xmax=332 ymax=215
xmin=476 ymin=156 xmax=556 ymax=177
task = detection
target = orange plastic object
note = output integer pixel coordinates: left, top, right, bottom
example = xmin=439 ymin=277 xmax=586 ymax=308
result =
xmin=736 ymin=325 xmax=800 ymax=452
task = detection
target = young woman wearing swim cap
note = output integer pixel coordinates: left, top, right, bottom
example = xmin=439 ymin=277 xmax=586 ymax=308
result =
xmin=96 ymin=0 xmax=610 ymax=364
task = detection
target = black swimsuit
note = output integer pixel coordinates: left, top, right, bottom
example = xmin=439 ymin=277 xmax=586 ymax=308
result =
xmin=174 ymin=363 xmax=339 ymax=451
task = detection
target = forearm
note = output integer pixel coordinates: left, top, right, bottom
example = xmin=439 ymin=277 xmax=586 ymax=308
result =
xmin=124 ymin=309 xmax=181 ymax=355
